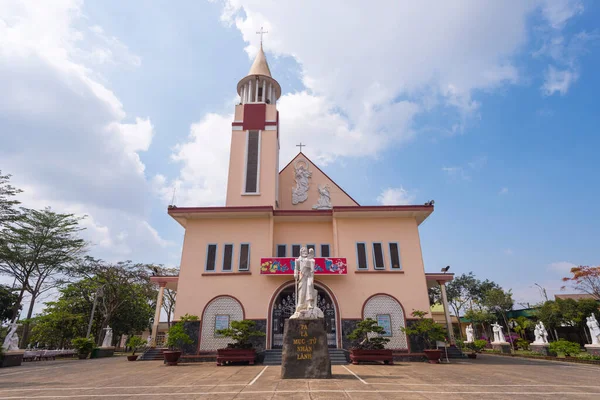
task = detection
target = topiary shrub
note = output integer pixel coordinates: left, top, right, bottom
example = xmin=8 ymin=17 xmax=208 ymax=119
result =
xmin=348 ymin=318 xmax=390 ymax=350
xmin=549 ymin=339 xmax=580 ymax=357
xmin=516 ymin=338 xmax=530 ymax=351
xmin=215 ymin=320 xmax=265 ymax=349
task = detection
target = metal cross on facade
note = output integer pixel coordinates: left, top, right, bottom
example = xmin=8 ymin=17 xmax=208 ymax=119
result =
xmin=296 ymin=142 xmax=306 ymax=152
xmin=256 ymin=27 xmax=268 ymax=46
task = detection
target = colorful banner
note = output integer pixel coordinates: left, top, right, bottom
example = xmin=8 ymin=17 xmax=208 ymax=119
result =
xmin=260 ymin=257 xmax=347 ymax=275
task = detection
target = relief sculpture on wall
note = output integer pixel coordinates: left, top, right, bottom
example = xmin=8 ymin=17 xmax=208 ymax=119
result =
xmin=312 ymin=184 xmax=332 ymax=210
xmin=292 ymin=159 xmax=312 ymax=205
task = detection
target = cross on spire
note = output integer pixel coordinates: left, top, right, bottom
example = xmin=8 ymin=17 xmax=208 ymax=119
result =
xmin=296 ymin=142 xmax=306 ymax=153
xmin=256 ymin=27 xmax=268 ymax=47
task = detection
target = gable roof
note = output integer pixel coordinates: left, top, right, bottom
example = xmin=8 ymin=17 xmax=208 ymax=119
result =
xmin=279 ymin=152 xmax=360 ymax=206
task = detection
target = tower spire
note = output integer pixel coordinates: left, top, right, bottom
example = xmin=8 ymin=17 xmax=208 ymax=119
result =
xmin=256 ymin=27 xmax=268 ymax=48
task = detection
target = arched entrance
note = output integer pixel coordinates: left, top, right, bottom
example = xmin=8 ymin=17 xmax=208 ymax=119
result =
xmin=270 ymin=283 xmax=337 ymax=349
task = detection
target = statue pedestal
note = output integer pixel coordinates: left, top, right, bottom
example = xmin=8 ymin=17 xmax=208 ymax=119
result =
xmin=584 ymin=344 xmax=600 ymax=357
xmin=281 ymin=319 xmax=331 ymax=379
xmin=91 ymin=347 xmax=115 ymax=359
xmin=0 ymin=350 xmax=24 ymax=368
xmin=491 ymin=342 xmax=511 ymax=354
xmin=530 ymin=343 xmax=550 ymax=356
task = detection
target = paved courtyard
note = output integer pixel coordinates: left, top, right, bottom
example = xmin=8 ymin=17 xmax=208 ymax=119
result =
xmin=0 ymin=354 xmax=599 ymax=399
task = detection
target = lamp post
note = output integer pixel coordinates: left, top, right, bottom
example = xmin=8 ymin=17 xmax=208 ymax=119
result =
xmin=86 ymin=286 xmax=104 ymax=339
xmin=534 ymin=283 xmax=548 ymax=302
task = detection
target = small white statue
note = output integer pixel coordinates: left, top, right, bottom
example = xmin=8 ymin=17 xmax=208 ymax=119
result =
xmin=312 ymin=184 xmax=332 ymax=210
xmin=146 ymin=335 xmax=153 ymax=346
xmin=491 ymin=322 xmax=506 ymax=343
xmin=1 ymin=322 xmax=20 ymax=351
xmin=587 ymin=314 xmax=600 ymax=345
xmin=292 ymin=160 xmax=312 ymax=205
xmin=533 ymin=321 xmax=549 ymax=344
xmin=290 ymin=247 xmax=323 ymax=319
xmin=102 ymin=326 xmax=113 ymax=347
xmin=465 ymin=324 xmax=474 ymax=343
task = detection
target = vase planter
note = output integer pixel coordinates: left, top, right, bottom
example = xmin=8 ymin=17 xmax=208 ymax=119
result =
xmin=216 ymin=348 xmax=256 ymax=366
xmin=127 ymin=355 xmax=139 ymax=361
xmin=0 ymin=351 xmax=24 ymax=368
xmin=349 ymin=349 xmax=393 ymax=365
xmin=77 ymin=353 xmax=88 ymax=360
xmin=423 ymin=349 xmax=442 ymax=364
xmin=163 ymin=351 xmax=182 ymax=366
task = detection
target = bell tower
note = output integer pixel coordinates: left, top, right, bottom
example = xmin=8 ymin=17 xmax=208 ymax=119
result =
xmin=226 ymin=35 xmax=281 ymax=208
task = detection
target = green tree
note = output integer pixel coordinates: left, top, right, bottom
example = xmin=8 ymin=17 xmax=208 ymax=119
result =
xmin=0 ymin=170 xmax=22 ymax=227
xmin=483 ymin=288 xmax=514 ymax=347
xmin=348 ymin=318 xmax=391 ymax=350
xmin=535 ymin=300 xmax=562 ymax=341
xmin=0 ymin=284 xmax=19 ymax=323
xmin=464 ymin=308 xmax=495 ymax=339
xmin=0 ymin=207 xmax=87 ymax=344
xmin=509 ymin=316 xmax=532 ymax=339
xmin=215 ymin=320 xmax=265 ymax=349
xmin=400 ymin=310 xmax=447 ymax=350
xmin=444 ymin=272 xmax=479 ymax=340
xmin=28 ymin=297 xmax=87 ymax=348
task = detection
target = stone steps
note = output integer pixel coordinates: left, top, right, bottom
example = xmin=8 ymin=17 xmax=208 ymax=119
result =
xmin=138 ymin=347 xmax=165 ymax=361
xmin=263 ymin=349 xmax=349 ymax=365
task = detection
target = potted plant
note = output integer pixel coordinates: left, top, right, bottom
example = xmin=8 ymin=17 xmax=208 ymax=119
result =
xmin=215 ymin=320 xmax=265 ymax=366
xmin=163 ymin=322 xmax=193 ymax=366
xmin=401 ymin=310 xmax=447 ymax=364
xmin=465 ymin=339 xmax=487 ymax=359
xmin=126 ymin=336 xmax=146 ymax=361
xmin=72 ymin=337 xmax=95 ymax=360
xmin=348 ymin=318 xmax=392 ymax=365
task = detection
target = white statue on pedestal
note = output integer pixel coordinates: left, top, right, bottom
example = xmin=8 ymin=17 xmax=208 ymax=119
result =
xmin=491 ymin=322 xmax=506 ymax=343
xmin=587 ymin=314 xmax=600 ymax=345
xmin=533 ymin=321 xmax=549 ymax=344
xmin=312 ymin=184 xmax=332 ymax=210
xmin=2 ymin=322 xmax=20 ymax=351
xmin=465 ymin=324 xmax=474 ymax=343
xmin=292 ymin=159 xmax=312 ymax=205
xmin=290 ymin=247 xmax=323 ymax=319
xmin=102 ymin=326 xmax=113 ymax=348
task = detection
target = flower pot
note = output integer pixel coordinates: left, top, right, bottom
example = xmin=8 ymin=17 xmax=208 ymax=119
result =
xmin=77 ymin=353 xmax=88 ymax=360
xmin=423 ymin=349 xmax=442 ymax=364
xmin=163 ymin=351 xmax=182 ymax=366
xmin=350 ymin=349 xmax=393 ymax=365
xmin=127 ymin=355 xmax=139 ymax=361
xmin=216 ymin=348 xmax=256 ymax=366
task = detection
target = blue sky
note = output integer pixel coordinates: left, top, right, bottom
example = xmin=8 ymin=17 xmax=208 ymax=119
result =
xmin=1 ymin=0 xmax=598 ymax=309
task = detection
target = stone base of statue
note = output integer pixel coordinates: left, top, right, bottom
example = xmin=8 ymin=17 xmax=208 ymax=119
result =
xmin=0 ymin=350 xmax=24 ymax=368
xmin=530 ymin=343 xmax=550 ymax=356
xmin=91 ymin=347 xmax=115 ymax=359
xmin=584 ymin=344 xmax=600 ymax=357
xmin=290 ymin=307 xmax=324 ymax=320
xmin=491 ymin=342 xmax=511 ymax=354
xmin=281 ymin=319 xmax=331 ymax=379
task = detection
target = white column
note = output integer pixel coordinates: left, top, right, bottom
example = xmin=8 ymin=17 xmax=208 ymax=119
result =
xmin=246 ymin=82 xmax=251 ymax=103
xmin=262 ymin=80 xmax=266 ymax=102
xmin=241 ymin=86 xmax=246 ymax=104
xmin=269 ymin=83 xmax=273 ymax=104
xmin=439 ymin=282 xmax=455 ymax=344
xmin=150 ymin=283 xmax=165 ymax=347
xmin=255 ymin=78 xmax=259 ymax=102
xmin=248 ymin=80 xmax=253 ymax=103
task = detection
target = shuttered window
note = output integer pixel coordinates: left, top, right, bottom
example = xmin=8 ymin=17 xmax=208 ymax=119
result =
xmin=356 ymin=243 xmax=367 ymax=270
xmin=245 ymin=131 xmax=259 ymax=193
xmin=223 ymin=244 xmax=233 ymax=271
xmin=292 ymin=245 xmax=301 ymax=258
xmin=321 ymin=244 xmax=330 ymax=258
xmin=239 ymin=244 xmax=250 ymax=271
xmin=206 ymin=244 xmax=217 ymax=271
xmin=373 ymin=243 xmax=385 ymax=269
xmin=276 ymin=244 xmax=287 ymax=257
xmin=306 ymin=244 xmax=316 ymax=255
xmin=389 ymin=243 xmax=401 ymax=269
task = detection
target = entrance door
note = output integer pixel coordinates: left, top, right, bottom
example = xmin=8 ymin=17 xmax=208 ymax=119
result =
xmin=271 ymin=285 xmax=337 ymax=348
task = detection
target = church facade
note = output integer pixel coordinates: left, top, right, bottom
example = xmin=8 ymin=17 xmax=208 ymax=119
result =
xmin=151 ymin=46 xmax=454 ymax=354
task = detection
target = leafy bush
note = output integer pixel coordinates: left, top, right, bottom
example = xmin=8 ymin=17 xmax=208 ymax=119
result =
xmin=400 ymin=310 xmax=447 ymax=350
xmin=348 ymin=318 xmax=390 ymax=350
xmin=166 ymin=322 xmax=193 ymax=351
xmin=215 ymin=320 xmax=265 ymax=349
xmin=469 ymin=339 xmax=488 ymax=353
xmin=126 ymin=335 xmax=146 ymax=355
xmin=71 ymin=337 xmax=95 ymax=356
xmin=179 ymin=313 xmax=199 ymax=322
xmin=548 ymin=339 xmax=580 ymax=357
xmin=515 ymin=338 xmax=530 ymax=350
xmin=577 ymin=353 xmax=600 ymax=361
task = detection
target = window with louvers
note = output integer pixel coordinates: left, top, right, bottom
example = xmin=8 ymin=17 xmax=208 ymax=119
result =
xmin=206 ymin=244 xmax=217 ymax=271
xmin=277 ymin=245 xmax=286 ymax=257
xmin=239 ymin=244 xmax=250 ymax=271
xmin=223 ymin=244 xmax=233 ymax=271
xmin=321 ymin=244 xmax=330 ymax=257
xmin=373 ymin=243 xmax=385 ymax=269
xmin=245 ymin=131 xmax=259 ymax=193
xmin=356 ymin=243 xmax=367 ymax=269
xmin=389 ymin=243 xmax=401 ymax=269
xmin=292 ymin=245 xmax=301 ymax=258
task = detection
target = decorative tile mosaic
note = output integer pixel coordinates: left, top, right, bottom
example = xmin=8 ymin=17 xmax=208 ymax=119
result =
xmin=363 ymin=294 xmax=408 ymax=349
xmin=199 ymin=296 xmax=244 ymax=351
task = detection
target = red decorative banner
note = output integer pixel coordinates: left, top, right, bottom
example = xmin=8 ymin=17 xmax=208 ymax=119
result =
xmin=260 ymin=258 xmax=347 ymax=275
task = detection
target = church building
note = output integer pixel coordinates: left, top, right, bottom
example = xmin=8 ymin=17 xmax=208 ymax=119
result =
xmin=151 ymin=44 xmax=454 ymax=356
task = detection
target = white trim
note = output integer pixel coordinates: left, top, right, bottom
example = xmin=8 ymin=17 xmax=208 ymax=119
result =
xmin=232 ymin=126 xmax=243 ymax=131
xmin=241 ymin=192 xmax=261 ymax=196
xmin=265 ymin=120 xmax=277 ymax=122
xmin=264 ymin=125 xmax=276 ymax=131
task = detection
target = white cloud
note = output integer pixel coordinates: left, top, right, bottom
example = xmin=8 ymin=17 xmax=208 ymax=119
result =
xmin=548 ymin=261 xmax=577 ymax=274
xmin=500 ymin=187 xmax=509 ymax=195
xmin=0 ymin=1 xmax=173 ymax=264
xmin=542 ymin=65 xmax=579 ymax=96
xmin=541 ymin=0 xmax=584 ymax=29
xmin=504 ymin=248 xmax=514 ymax=256
xmin=377 ymin=187 xmax=416 ymax=206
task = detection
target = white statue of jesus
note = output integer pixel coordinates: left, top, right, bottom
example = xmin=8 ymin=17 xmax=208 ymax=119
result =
xmin=2 ymin=322 xmax=20 ymax=351
xmin=465 ymin=324 xmax=474 ymax=343
xmin=533 ymin=321 xmax=548 ymax=344
xmin=290 ymin=247 xmax=323 ymax=319
xmin=587 ymin=314 xmax=600 ymax=345
xmin=491 ymin=322 xmax=506 ymax=343
xmin=102 ymin=326 xmax=113 ymax=348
